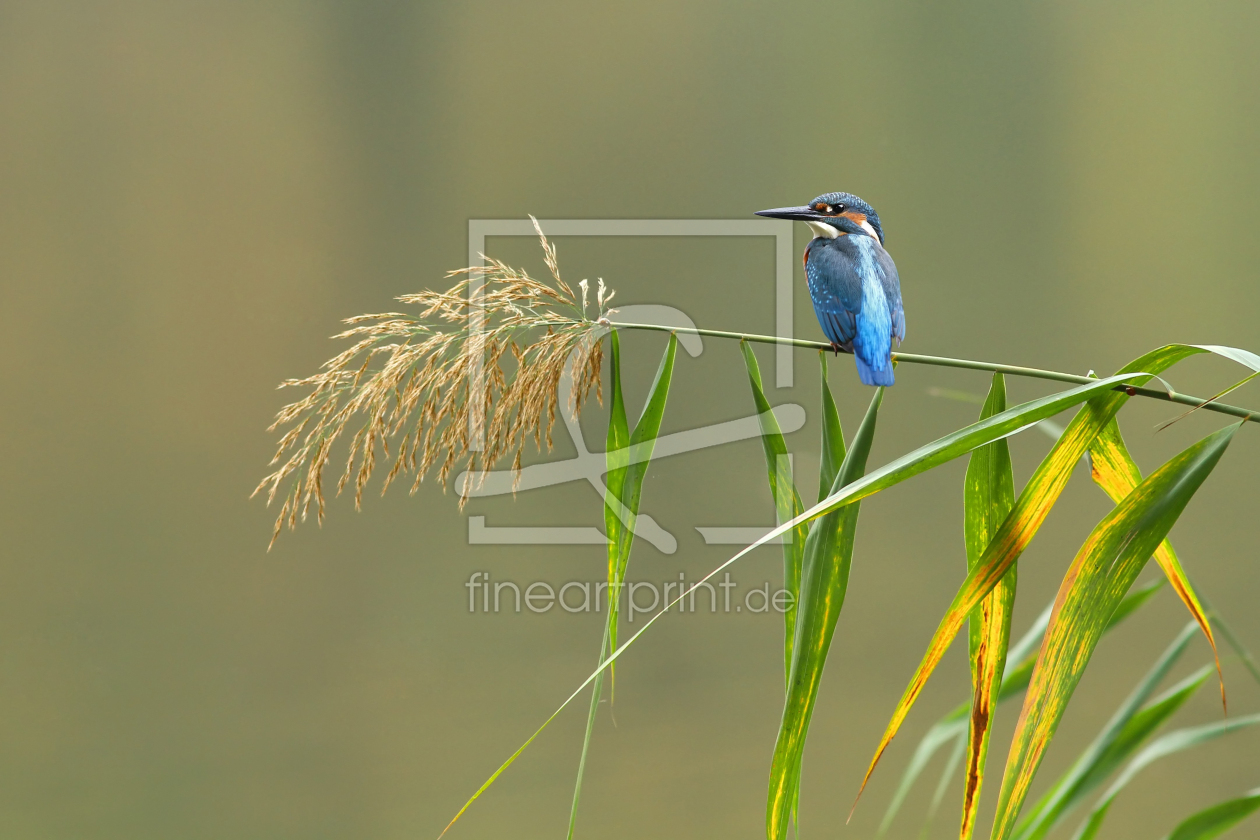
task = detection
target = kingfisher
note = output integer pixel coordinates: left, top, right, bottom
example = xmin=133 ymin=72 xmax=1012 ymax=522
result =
xmin=756 ymin=192 xmax=904 ymax=386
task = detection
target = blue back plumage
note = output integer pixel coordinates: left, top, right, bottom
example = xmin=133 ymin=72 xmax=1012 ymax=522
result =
xmin=804 ymin=224 xmax=904 ymax=386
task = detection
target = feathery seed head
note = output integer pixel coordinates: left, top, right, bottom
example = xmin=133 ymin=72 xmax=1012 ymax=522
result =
xmin=253 ymin=221 xmax=615 ymax=549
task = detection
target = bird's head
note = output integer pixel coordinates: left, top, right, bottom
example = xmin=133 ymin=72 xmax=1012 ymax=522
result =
xmin=756 ymin=192 xmax=885 ymax=244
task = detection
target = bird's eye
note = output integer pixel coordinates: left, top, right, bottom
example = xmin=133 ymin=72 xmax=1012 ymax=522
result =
xmin=835 ymin=204 xmax=845 ymax=213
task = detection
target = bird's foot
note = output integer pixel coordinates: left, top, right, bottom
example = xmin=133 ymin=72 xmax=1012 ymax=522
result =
xmin=830 ymin=342 xmax=842 ymax=357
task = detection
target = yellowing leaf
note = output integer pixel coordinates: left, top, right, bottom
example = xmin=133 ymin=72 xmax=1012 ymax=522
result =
xmin=990 ymin=423 xmax=1238 ymax=840
xmin=1087 ymin=418 xmax=1223 ymax=708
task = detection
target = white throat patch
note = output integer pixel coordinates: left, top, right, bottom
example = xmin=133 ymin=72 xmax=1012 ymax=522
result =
xmin=806 ymin=218 xmax=882 ymax=243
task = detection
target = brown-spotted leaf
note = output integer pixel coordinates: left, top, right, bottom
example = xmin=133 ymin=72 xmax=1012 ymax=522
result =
xmin=960 ymin=373 xmax=1017 ymax=840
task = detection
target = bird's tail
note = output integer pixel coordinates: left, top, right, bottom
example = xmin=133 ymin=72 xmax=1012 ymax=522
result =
xmin=855 ymin=355 xmax=895 ymax=387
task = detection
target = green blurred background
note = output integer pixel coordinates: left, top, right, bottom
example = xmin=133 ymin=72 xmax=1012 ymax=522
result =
xmin=1 ymin=2 xmax=1258 ymax=838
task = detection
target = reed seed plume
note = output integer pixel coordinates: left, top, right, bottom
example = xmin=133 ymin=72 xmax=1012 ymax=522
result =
xmin=253 ymin=218 xmax=613 ymax=548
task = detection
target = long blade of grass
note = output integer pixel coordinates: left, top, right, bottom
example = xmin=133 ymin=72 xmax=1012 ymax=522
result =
xmin=960 ymin=373 xmax=1018 ymax=840
xmin=852 ymin=343 xmax=1226 ymax=812
xmin=1164 ymin=787 xmax=1260 ymax=840
xmin=927 ymin=733 xmax=968 ymax=836
xmin=602 ymin=330 xmax=631 ymax=673
xmin=878 ymin=716 xmax=967 ymax=837
xmin=623 ymin=334 xmax=678 ymax=515
xmin=1010 ymin=621 xmax=1205 ymax=840
xmin=742 ymin=340 xmax=808 ymax=688
xmin=570 ymin=331 xmax=676 ymax=840
xmin=767 ymin=385 xmax=883 ymax=840
xmin=990 ymin=422 xmax=1239 ymax=840
xmin=1088 ymin=418 xmax=1223 ymax=707
xmin=1188 ymin=344 xmax=1260 ymax=373
xmin=1151 ymin=343 xmax=1260 ymax=431
xmin=568 ymin=629 xmax=609 ymax=840
xmin=569 ymin=331 xmax=630 ymax=840
xmin=1155 ymin=369 xmax=1260 ymax=432
xmin=796 ymin=350 xmax=847 ymax=829
xmin=1070 ymin=714 xmax=1260 ymax=840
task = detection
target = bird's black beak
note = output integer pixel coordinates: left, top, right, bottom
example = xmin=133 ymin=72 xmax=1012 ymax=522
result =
xmin=755 ymin=205 xmax=822 ymax=222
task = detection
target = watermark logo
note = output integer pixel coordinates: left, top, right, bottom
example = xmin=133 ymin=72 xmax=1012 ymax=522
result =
xmin=459 ymin=218 xmax=799 ymax=551
xmin=465 ymin=571 xmax=795 ymax=618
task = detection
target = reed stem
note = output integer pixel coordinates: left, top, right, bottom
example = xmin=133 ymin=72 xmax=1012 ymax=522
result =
xmin=607 ymin=321 xmax=1259 ymax=425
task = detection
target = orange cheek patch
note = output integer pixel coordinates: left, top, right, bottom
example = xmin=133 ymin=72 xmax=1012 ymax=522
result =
xmin=842 ymin=211 xmax=880 ymax=241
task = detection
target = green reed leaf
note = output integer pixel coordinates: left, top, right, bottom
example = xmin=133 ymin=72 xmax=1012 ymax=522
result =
xmin=817 ymin=353 xmax=847 ymax=503
xmin=605 ymin=332 xmax=678 ymax=660
xmin=742 ymin=340 xmax=807 ymax=688
xmin=1071 ymin=715 xmax=1260 ymax=840
xmin=1163 ymin=787 xmax=1260 ymax=840
xmin=767 ymin=383 xmax=883 ymax=840
xmin=601 ymin=330 xmax=631 ymax=675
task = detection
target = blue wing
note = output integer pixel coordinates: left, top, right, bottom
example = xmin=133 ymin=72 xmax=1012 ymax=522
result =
xmin=804 ymin=236 xmax=904 ymax=386
xmin=804 ymin=238 xmax=862 ymax=348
